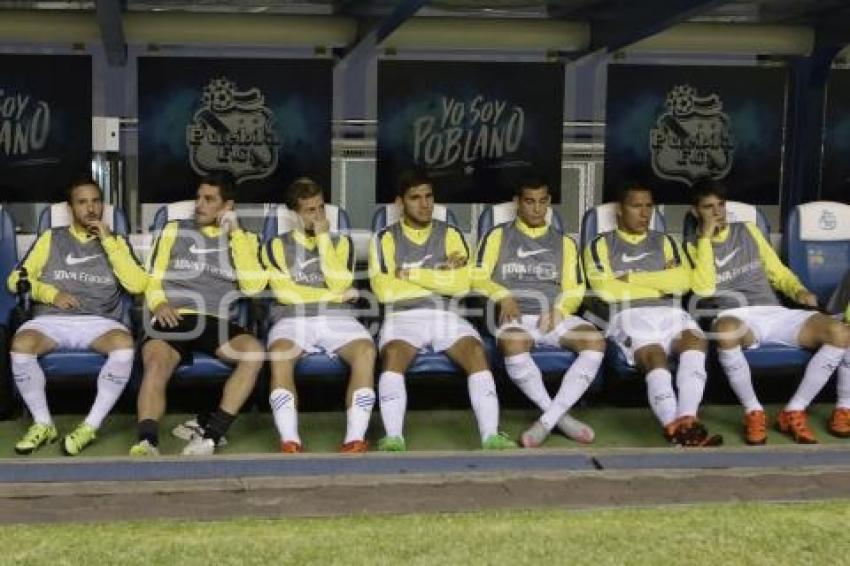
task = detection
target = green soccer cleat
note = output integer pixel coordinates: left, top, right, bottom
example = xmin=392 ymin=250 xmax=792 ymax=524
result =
xmin=15 ymin=423 xmax=58 ymax=455
xmin=482 ymin=432 xmax=518 ymax=450
xmin=61 ymin=423 xmax=97 ymax=456
xmin=378 ymin=435 xmax=407 ymax=452
xmin=129 ymin=439 xmax=160 ymax=457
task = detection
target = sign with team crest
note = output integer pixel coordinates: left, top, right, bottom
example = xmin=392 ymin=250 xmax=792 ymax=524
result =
xmin=0 ymin=54 xmax=92 ymax=202
xmin=604 ymin=64 xmax=786 ymax=204
xmin=650 ymin=84 xmax=735 ymax=184
xmin=821 ymin=69 xmax=850 ymax=204
xmin=377 ymin=61 xmax=564 ymax=203
xmin=138 ymin=57 xmax=332 ymax=203
xmin=186 ymin=77 xmax=280 ymax=184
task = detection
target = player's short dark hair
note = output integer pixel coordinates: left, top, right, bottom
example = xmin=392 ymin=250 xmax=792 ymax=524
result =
xmin=66 ymin=177 xmax=102 ymax=203
xmin=199 ymin=172 xmax=237 ymax=202
xmin=287 ymin=177 xmax=324 ymax=210
xmin=515 ymin=175 xmax=550 ymax=198
xmin=614 ymin=180 xmax=653 ymax=204
xmin=397 ymin=169 xmax=433 ymax=197
xmin=691 ymin=177 xmax=728 ymax=205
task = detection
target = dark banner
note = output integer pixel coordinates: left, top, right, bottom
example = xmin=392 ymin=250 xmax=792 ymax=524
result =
xmin=377 ymin=61 xmax=564 ymax=203
xmin=822 ymin=69 xmax=850 ymax=204
xmin=0 ymin=54 xmax=92 ymax=202
xmin=604 ymin=64 xmax=786 ymax=204
xmin=138 ymin=57 xmax=332 ymax=203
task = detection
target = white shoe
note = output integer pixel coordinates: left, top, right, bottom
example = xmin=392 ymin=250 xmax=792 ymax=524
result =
xmin=181 ymin=437 xmax=216 ymax=456
xmin=172 ymin=419 xmax=228 ymax=446
xmin=521 ymin=420 xmax=550 ymax=448
xmin=556 ymin=413 xmax=595 ymax=444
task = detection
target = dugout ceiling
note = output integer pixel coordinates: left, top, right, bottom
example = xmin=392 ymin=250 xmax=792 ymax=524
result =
xmin=0 ymin=1 xmax=848 ymax=58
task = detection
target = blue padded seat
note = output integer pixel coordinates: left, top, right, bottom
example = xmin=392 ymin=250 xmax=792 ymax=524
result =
xmin=148 ymin=201 xmax=250 ymax=383
xmin=0 ymin=206 xmax=17 ymax=327
xmin=31 ymin=202 xmax=132 ymax=380
xmin=785 ymin=201 xmax=850 ymax=306
xmin=371 ymin=202 xmax=464 ymax=376
xmin=38 ymin=201 xmax=128 ymax=236
xmin=684 ymin=201 xmax=811 ymax=370
xmin=580 ymin=202 xmax=669 ymax=380
xmin=475 ymin=201 xmax=583 ymax=378
xmin=476 ymin=201 xmax=564 ymax=238
xmin=262 ymin=203 xmax=350 ymax=243
xmin=260 ymin=203 xmax=357 ymax=379
xmin=0 ymin=206 xmax=18 ymax=409
xmin=682 ymin=200 xmax=770 ymax=241
xmin=580 ymin=202 xmax=667 ymax=257
xmin=371 ymin=202 xmax=459 ymax=234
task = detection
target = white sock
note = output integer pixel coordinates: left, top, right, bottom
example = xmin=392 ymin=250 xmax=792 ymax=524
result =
xmin=837 ymin=350 xmax=850 ymax=410
xmin=378 ymin=371 xmax=406 ymax=438
xmin=270 ymin=388 xmax=300 ymax=444
xmin=540 ymin=350 xmax=603 ymax=431
xmin=646 ymin=368 xmax=677 ymax=427
xmin=85 ymin=349 xmax=133 ymax=429
xmin=468 ymin=370 xmax=499 ymax=441
xmin=675 ymin=350 xmax=707 ymax=419
xmin=504 ymin=352 xmax=551 ymax=411
xmin=786 ymin=344 xmax=846 ymax=411
xmin=344 ymin=387 xmax=375 ymax=443
xmin=718 ymin=346 xmax=763 ymax=413
xmin=11 ymin=353 xmax=52 ymax=425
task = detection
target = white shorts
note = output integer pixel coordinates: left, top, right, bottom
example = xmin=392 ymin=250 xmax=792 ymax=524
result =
xmin=497 ymin=314 xmax=591 ymax=348
xmin=267 ymin=315 xmax=372 ymax=356
xmin=607 ymin=306 xmax=702 ymax=366
xmin=717 ymin=305 xmax=817 ymax=349
xmin=17 ymin=315 xmax=129 ymax=350
xmin=378 ymin=309 xmax=481 ymax=352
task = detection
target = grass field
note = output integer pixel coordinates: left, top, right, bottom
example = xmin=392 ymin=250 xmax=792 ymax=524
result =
xmin=3 ymin=501 xmax=849 ymax=565
xmin=1 ymin=403 xmax=848 ymax=458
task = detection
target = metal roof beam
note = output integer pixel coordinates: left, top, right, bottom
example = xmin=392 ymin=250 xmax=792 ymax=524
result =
xmin=96 ymin=0 xmax=127 ymax=66
xmin=339 ymin=0 xmax=429 ymax=63
xmin=588 ymin=0 xmax=726 ymax=54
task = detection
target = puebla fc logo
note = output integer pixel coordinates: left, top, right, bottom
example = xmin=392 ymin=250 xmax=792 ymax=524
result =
xmin=186 ymin=77 xmax=280 ymax=183
xmin=650 ymin=84 xmax=735 ymax=186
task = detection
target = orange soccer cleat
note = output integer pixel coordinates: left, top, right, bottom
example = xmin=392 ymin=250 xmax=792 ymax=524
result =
xmin=280 ymin=440 xmax=303 ymax=454
xmin=339 ymin=440 xmax=369 ymax=454
xmin=777 ymin=410 xmax=818 ymax=444
xmin=743 ymin=410 xmax=768 ymax=445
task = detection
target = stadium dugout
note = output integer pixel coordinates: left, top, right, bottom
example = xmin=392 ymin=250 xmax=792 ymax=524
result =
xmin=1 ymin=0 xmax=850 ymax=464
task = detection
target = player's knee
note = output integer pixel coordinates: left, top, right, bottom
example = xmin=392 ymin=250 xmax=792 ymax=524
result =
xmin=269 ymin=338 xmax=300 ymax=360
xmin=680 ymin=330 xmax=707 ymax=352
xmin=142 ymin=341 xmax=177 ymax=372
xmin=572 ymin=326 xmax=606 ymax=352
xmin=233 ymin=334 xmax=263 ymax=355
xmin=11 ymin=331 xmax=42 ymax=354
xmin=498 ymin=334 xmax=532 ymax=356
xmin=635 ymin=345 xmax=667 ymax=371
xmin=454 ymin=336 xmax=483 ymax=356
xmin=109 ymin=331 xmax=134 ymax=351
xmin=349 ymin=338 xmax=377 ymax=358
xmin=455 ymin=338 xmax=489 ymax=371
xmin=826 ymin=321 xmax=850 ymax=349
xmin=381 ymin=340 xmax=413 ymax=364
xmin=712 ymin=317 xmax=743 ymax=347
xmin=223 ymin=335 xmax=262 ymax=366
xmin=587 ymin=334 xmax=607 ymax=353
